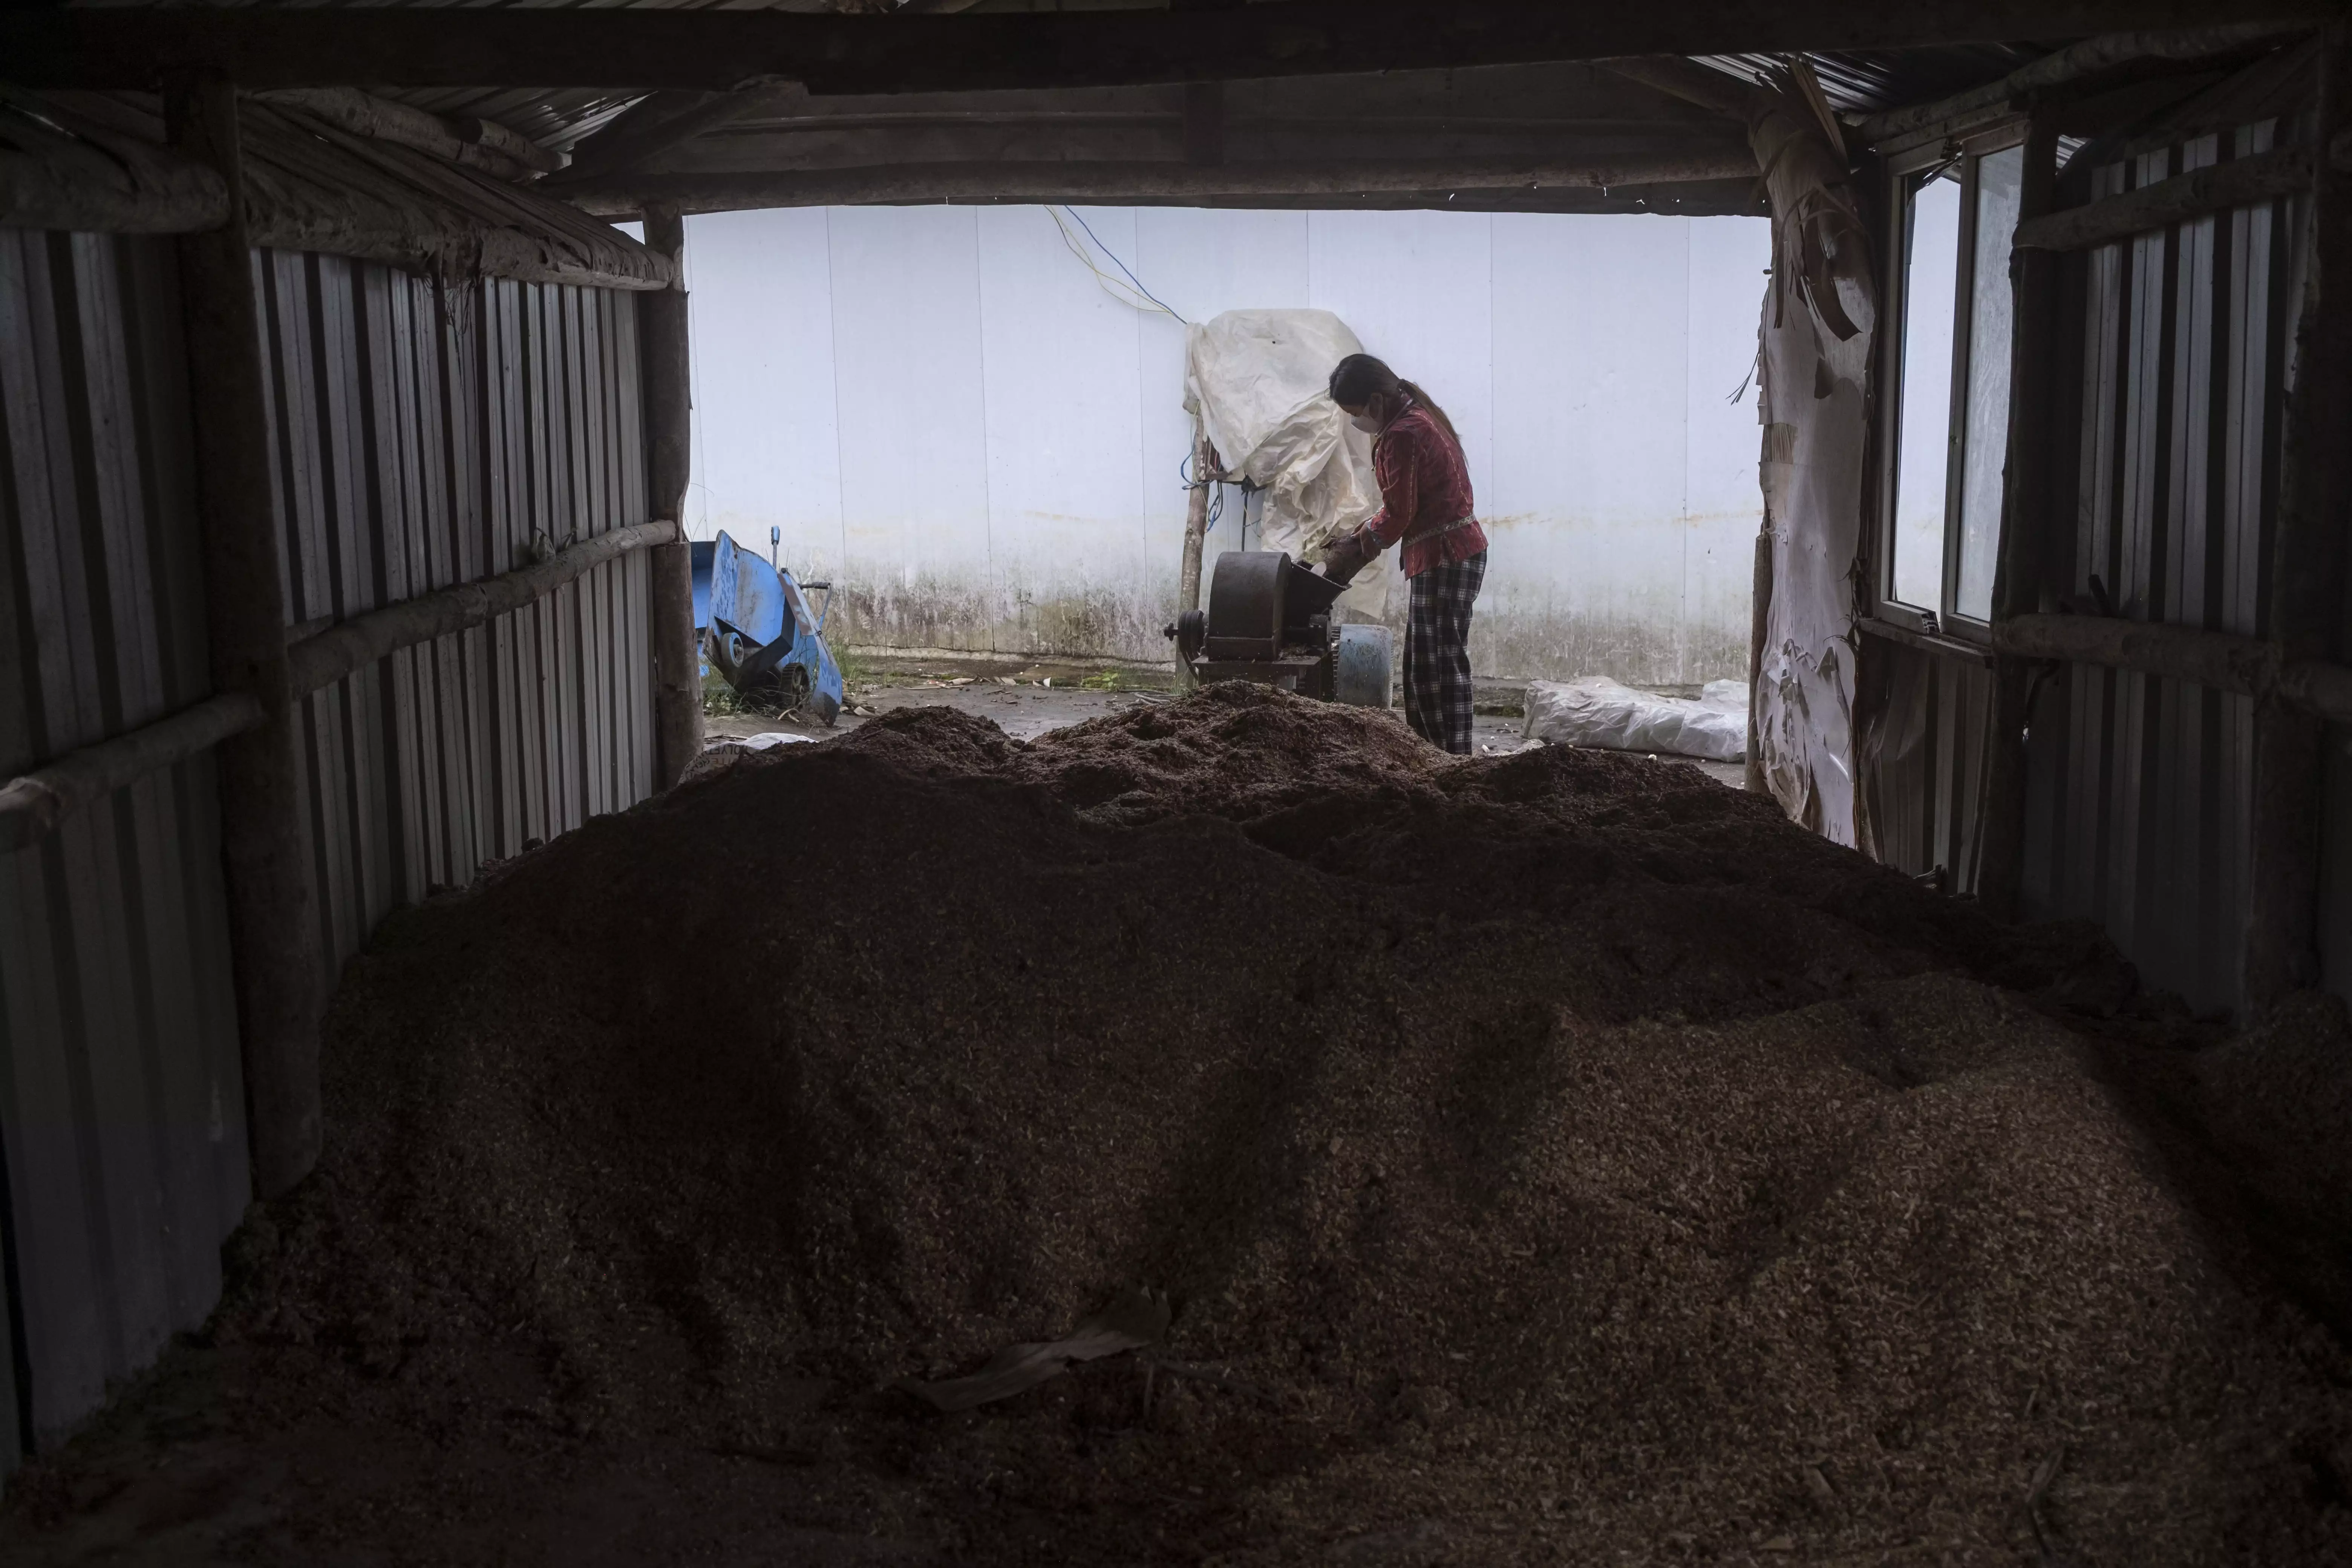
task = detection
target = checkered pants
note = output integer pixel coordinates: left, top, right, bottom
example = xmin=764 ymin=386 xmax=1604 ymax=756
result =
xmin=1404 ymin=550 xmax=1485 ymax=755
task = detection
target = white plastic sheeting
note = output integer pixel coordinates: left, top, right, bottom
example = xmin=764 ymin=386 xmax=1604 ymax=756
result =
xmin=1182 ymin=309 xmax=1390 ymax=619
xmin=1751 ymin=110 xmax=1876 ymax=847
xmin=1524 ymin=677 xmax=1748 ymax=760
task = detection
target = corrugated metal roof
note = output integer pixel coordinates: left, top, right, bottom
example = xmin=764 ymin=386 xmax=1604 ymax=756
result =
xmin=1694 ymin=46 xmax=2049 ymax=118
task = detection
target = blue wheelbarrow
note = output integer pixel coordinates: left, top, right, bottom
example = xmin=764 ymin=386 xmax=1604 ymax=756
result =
xmin=690 ymin=530 xmax=845 ymax=726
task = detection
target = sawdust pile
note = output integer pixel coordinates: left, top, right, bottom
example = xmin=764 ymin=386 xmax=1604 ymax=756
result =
xmin=202 ymin=685 xmax=2351 ymax=1563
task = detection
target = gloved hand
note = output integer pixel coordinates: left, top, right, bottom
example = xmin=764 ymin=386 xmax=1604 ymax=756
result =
xmin=1320 ymin=528 xmax=1373 ymax=586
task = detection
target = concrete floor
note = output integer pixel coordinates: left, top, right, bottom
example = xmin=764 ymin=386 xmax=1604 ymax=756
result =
xmin=704 ymin=657 xmax=1748 ymax=788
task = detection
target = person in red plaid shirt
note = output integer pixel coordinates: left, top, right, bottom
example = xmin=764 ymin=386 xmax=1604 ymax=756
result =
xmin=1322 ymin=354 xmax=1488 ymax=754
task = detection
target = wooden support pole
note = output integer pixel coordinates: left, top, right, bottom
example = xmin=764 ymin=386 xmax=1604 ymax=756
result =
xmin=639 ymin=202 xmax=705 ymax=790
xmin=2247 ymin=28 xmax=2352 ymax=1009
xmin=1977 ymin=108 xmax=2064 ymax=920
xmin=1177 ymin=426 xmax=1219 ymax=691
xmin=165 ymin=74 xmax=325 ymax=1199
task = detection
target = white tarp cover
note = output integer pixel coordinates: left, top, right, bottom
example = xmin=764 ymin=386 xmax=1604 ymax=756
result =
xmin=1524 ymin=677 xmax=1749 ymax=761
xmin=1182 ymin=309 xmax=1392 ymax=620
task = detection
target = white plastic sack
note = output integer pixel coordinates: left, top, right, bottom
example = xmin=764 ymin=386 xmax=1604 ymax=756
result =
xmin=1523 ymin=677 xmax=1748 ymax=762
xmin=1182 ymin=309 xmax=1390 ymax=620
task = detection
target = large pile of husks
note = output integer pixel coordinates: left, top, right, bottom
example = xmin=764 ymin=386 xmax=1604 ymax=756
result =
xmin=17 ymin=685 xmax=2352 ymax=1565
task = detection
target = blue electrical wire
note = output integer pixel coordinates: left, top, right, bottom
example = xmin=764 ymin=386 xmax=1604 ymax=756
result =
xmin=1063 ymin=207 xmax=1188 ymax=324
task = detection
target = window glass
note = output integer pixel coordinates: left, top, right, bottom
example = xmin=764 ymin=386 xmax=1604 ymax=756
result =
xmin=1955 ymin=144 xmax=2023 ymax=621
xmin=1891 ymin=171 xmax=1960 ymax=612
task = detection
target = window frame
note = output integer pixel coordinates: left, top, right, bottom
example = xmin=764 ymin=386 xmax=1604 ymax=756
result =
xmin=1874 ymin=119 xmax=2029 ymax=646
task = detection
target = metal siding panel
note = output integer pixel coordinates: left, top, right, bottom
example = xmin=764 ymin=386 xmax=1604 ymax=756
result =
xmin=574 ymin=289 xmax=609 ymax=821
xmin=171 ymin=754 xmax=250 ymax=1242
xmin=1954 ymin=661 xmax=1991 ymax=893
xmin=2118 ymin=151 xmax=2172 ymax=621
xmin=2223 ymin=193 xmax=2276 ymax=640
xmin=67 ymin=235 xmax=165 ymax=734
xmin=629 ymin=548 xmax=653 ymax=802
xmin=117 ymin=240 xmax=205 ymax=715
xmin=263 ymin=252 xmax=331 ymax=625
xmin=7 ymin=236 xmax=107 ymax=756
xmin=1 ymin=231 xmax=250 ymax=1466
xmin=52 ymin=811 xmax=165 ymax=1416
xmin=112 ymin=776 xmax=221 ymax=1331
xmin=0 ymin=845 xmax=109 ymax=1444
xmin=492 ymin=282 xmax=543 ymax=851
xmin=299 ymin=689 xmax=349 ymax=983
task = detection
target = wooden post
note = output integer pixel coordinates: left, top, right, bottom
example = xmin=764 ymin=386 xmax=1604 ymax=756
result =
xmin=1178 ymin=424 xmax=1217 ymax=691
xmin=638 ymin=201 xmax=705 ymax=788
xmin=1745 ymin=518 xmax=1772 ymax=794
xmin=1977 ymin=106 xmax=2064 ymax=921
xmin=165 ymin=75 xmax=324 ymax=1199
xmin=2247 ymin=29 xmax=2352 ymax=1009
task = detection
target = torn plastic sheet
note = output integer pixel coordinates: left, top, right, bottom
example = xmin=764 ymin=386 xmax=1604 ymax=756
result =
xmin=892 ymin=1287 xmax=1171 ymax=1413
xmin=1752 ymin=100 xmax=1875 ymax=847
xmin=1182 ymin=309 xmax=1392 ymax=622
xmin=1524 ymin=677 xmax=1748 ymax=761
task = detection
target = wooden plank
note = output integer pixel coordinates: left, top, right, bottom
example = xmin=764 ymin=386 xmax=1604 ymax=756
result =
xmin=165 ymin=75 xmax=322 ymax=1199
xmin=282 ymin=520 xmax=675 ymax=698
xmin=2017 ymin=144 xmax=2314 ymax=251
xmin=2248 ymin=29 xmax=2352 ymax=1008
xmin=252 ymin=88 xmax=557 ymax=180
xmin=0 ymin=694 xmax=262 ymax=853
xmin=8 ymin=4 xmax=2330 ymax=95
xmin=1977 ymin=110 xmax=2063 ymax=919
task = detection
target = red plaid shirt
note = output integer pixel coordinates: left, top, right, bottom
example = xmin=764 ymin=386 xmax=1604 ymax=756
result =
xmin=1358 ymin=398 xmax=1485 ymax=578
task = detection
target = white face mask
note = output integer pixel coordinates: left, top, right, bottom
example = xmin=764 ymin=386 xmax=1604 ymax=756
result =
xmin=1348 ymin=409 xmax=1383 ymax=434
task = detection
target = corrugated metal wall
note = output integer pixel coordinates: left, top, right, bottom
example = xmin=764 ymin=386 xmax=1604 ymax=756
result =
xmin=254 ymin=256 xmax=654 ymax=977
xmin=0 ymin=229 xmax=250 ymax=1465
xmin=2018 ymin=121 xmax=2301 ymax=1015
xmin=1859 ymin=635 xmax=1995 ymax=890
xmin=1 ymin=237 xmax=655 ymax=1468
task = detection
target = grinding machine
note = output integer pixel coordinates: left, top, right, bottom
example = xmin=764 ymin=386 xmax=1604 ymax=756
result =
xmin=1166 ymin=550 xmax=1392 ymax=707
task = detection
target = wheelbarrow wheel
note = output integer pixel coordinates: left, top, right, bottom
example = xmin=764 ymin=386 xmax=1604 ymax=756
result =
xmin=775 ymin=663 xmax=812 ymax=718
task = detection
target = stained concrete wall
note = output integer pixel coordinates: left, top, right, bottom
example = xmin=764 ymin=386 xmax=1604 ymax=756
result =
xmin=680 ymin=205 xmax=1769 ymax=684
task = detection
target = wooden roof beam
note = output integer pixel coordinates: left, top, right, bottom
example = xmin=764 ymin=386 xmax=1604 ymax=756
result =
xmin=561 ymin=148 xmax=1762 ymax=218
xmin=3 ymin=3 xmax=2337 ymax=96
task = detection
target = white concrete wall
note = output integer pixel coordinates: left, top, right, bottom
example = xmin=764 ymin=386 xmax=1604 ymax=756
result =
xmin=681 ymin=205 xmax=1769 ymax=684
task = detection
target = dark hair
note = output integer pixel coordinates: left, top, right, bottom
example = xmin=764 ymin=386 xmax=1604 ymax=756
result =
xmin=1328 ymin=353 xmax=1461 ymax=447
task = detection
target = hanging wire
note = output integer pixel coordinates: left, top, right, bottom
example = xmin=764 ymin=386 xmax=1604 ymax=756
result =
xmin=1047 ymin=205 xmax=1187 ymax=322
xmin=1180 ymin=447 xmax=1223 ymax=527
